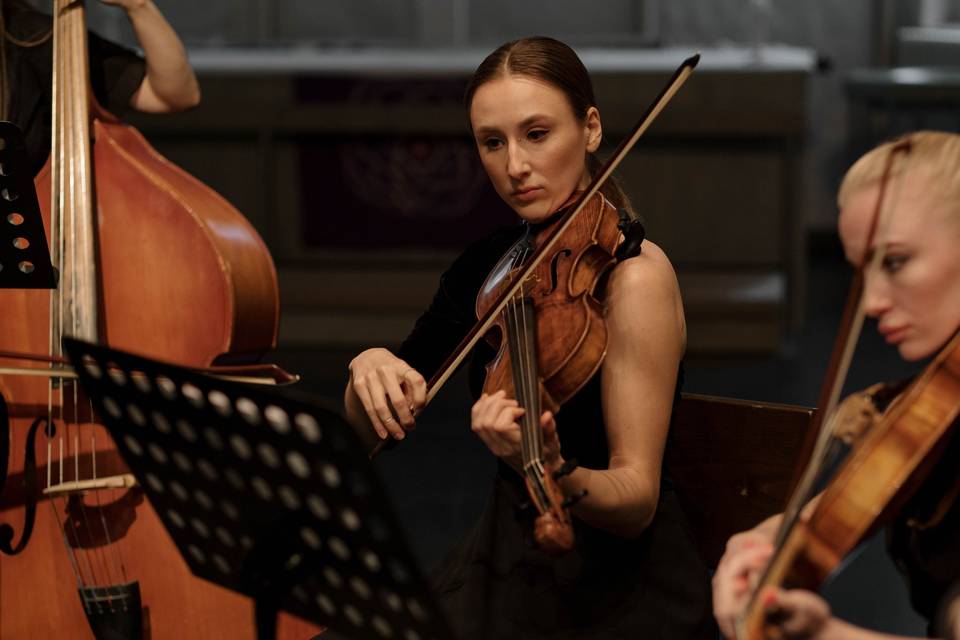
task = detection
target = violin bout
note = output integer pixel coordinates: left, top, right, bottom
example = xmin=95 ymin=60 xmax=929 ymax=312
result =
xmin=533 ymin=511 xmax=574 ymax=554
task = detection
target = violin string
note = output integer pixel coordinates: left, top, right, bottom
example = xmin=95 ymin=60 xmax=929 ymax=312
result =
xmin=507 ymin=247 xmax=531 ymax=470
xmin=517 ymin=244 xmax=540 ymax=465
xmin=522 ymin=296 xmax=542 ymax=461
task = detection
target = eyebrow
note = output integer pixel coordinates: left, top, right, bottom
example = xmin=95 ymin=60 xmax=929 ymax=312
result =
xmin=855 ymin=241 xmax=908 ymax=266
xmin=473 ymin=114 xmax=554 ymax=137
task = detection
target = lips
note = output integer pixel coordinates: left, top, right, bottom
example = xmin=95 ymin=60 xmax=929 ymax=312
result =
xmin=511 ymin=187 xmax=542 ymax=203
xmin=879 ymin=325 xmax=909 ymax=344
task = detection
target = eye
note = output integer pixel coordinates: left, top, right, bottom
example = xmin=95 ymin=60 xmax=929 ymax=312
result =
xmin=481 ymin=137 xmax=503 ymax=151
xmin=527 ymin=129 xmax=548 ymax=142
xmin=882 ymin=254 xmax=908 ymax=273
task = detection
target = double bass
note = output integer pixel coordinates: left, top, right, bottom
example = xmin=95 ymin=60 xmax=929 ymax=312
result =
xmin=0 ymin=1 xmax=321 ymax=637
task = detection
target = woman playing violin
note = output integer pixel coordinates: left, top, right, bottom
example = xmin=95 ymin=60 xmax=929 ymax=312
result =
xmin=344 ymin=36 xmax=715 ymax=639
xmin=713 ymin=131 xmax=960 ymax=640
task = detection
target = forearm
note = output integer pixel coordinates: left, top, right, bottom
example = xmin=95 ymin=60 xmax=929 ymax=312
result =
xmin=821 ymin=618 xmax=924 ymax=640
xmin=124 ymin=0 xmax=199 ymax=111
xmin=558 ymin=462 xmax=657 ymax=538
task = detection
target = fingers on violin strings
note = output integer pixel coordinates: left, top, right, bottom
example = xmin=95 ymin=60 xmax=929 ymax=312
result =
xmin=493 ymin=405 xmax=526 ymax=434
xmin=713 ymin=545 xmax=773 ymax=620
xmin=730 ymin=545 xmax=773 ymax=584
xmin=539 ymin=410 xmax=557 ymax=431
xmin=769 ymin=589 xmax=830 ymax=639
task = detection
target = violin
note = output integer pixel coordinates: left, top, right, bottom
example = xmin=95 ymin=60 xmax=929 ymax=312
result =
xmin=737 ymin=330 xmax=960 ymax=640
xmin=476 ymin=191 xmax=623 ymax=553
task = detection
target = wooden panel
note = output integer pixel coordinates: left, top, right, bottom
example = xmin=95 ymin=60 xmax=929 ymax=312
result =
xmin=668 ymin=393 xmax=815 ymax=568
xmin=618 ymin=148 xmax=785 ymax=265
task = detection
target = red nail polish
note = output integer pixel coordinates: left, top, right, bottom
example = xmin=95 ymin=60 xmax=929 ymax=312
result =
xmin=762 ymin=590 xmax=778 ymax=608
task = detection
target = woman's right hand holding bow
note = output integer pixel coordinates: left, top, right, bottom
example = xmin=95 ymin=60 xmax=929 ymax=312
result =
xmin=345 ymin=347 xmax=427 ymax=443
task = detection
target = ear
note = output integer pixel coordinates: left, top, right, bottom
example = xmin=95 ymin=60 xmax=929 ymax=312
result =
xmin=584 ymin=106 xmax=602 ymax=153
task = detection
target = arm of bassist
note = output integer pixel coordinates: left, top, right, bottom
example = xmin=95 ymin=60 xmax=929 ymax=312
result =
xmin=103 ymin=0 xmax=201 ymax=112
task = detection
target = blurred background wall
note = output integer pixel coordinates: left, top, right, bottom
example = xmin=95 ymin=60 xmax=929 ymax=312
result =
xmin=29 ymin=0 xmax=960 ymax=635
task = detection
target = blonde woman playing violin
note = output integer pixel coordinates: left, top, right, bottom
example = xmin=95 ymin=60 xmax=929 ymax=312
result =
xmin=713 ymin=131 xmax=960 ymax=640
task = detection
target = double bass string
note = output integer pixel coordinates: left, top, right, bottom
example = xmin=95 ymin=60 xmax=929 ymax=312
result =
xmin=49 ymin=0 xmax=94 ymax=594
xmin=45 ymin=0 xmax=128 ymax=602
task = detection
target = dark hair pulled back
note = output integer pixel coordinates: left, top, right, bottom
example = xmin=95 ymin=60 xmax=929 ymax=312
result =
xmin=464 ymin=36 xmax=636 ymax=219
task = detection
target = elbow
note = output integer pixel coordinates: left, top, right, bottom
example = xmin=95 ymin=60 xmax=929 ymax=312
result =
xmin=159 ymin=77 xmax=202 ymax=113
xmin=184 ymin=82 xmax=201 ymax=109
xmin=617 ymin=494 xmax=658 ymax=539
xmin=169 ymin=82 xmax=201 ymax=112
xmin=600 ymin=480 xmax=658 ymax=539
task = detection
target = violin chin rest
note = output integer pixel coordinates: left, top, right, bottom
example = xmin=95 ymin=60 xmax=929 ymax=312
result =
xmin=615 ymin=217 xmax=645 ymax=262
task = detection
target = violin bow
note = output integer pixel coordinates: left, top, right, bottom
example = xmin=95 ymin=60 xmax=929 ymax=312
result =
xmin=775 ymin=139 xmax=913 ymax=547
xmin=371 ymin=53 xmax=700 ymax=458
xmin=734 ymin=140 xmax=915 ymax=640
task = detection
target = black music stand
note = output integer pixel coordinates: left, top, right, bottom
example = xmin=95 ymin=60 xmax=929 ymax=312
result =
xmin=0 ymin=122 xmax=56 ymax=289
xmin=63 ymin=337 xmax=456 ymax=640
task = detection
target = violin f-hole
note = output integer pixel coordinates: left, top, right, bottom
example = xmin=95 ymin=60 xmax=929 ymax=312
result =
xmin=544 ymin=249 xmax=572 ymax=295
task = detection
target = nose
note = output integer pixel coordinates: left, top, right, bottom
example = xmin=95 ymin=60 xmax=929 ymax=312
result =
xmin=506 ymin=141 xmax=530 ymax=181
xmin=862 ymin=270 xmax=892 ymax=319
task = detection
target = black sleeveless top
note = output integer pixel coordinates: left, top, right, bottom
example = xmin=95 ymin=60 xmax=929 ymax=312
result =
xmin=2 ymin=3 xmax=145 ymax=176
xmin=886 ymin=422 xmax=960 ymax=634
xmin=398 ymin=224 xmax=716 ymax=639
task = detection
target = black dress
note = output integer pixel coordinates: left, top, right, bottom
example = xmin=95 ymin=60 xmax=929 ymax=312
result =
xmin=398 ymin=224 xmax=717 ymax=639
xmin=886 ymin=422 xmax=960 ymax=637
xmin=2 ymin=1 xmax=145 ymax=176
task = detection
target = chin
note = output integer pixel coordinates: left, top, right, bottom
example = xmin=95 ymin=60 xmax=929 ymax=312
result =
xmin=898 ymin=340 xmax=937 ymax=362
xmin=514 ymin=207 xmax=553 ymax=224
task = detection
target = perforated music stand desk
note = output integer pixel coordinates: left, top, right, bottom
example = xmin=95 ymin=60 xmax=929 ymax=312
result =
xmin=0 ymin=121 xmax=56 ymax=289
xmin=63 ymin=337 xmax=456 ymax=640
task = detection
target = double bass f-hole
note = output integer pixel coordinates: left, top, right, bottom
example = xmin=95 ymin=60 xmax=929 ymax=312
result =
xmin=0 ymin=415 xmax=47 ymax=556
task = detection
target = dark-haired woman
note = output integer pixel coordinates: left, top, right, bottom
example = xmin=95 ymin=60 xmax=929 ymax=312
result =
xmin=344 ymin=37 xmax=715 ymax=639
xmin=1 ymin=0 xmax=199 ymax=175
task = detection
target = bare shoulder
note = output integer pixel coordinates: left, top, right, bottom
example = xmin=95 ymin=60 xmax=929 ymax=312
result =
xmin=607 ymin=240 xmax=681 ymax=300
xmin=605 ymin=239 xmax=686 ymax=349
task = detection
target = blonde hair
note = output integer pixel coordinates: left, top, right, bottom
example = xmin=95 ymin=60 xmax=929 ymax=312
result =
xmin=838 ymin=131 xmax=960 ymax=214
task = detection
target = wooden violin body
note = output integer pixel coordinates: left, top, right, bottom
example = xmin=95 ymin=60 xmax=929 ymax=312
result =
xmin=474 ymin=192 xmax=622 ymax=554
xmin=738 ymin=332 xmax=960 ymax=640
xmin=476 ymin=192 xmax=621 ymax=413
